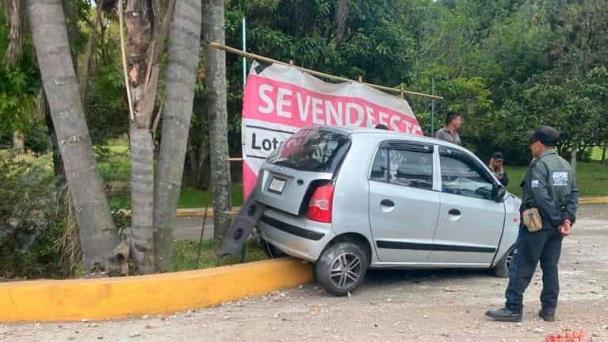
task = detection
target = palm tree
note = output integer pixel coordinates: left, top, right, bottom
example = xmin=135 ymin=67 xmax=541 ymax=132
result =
xmin=203 ymin=0 xmax=232 ymax=241
xmin=27 ymin=0 xmax=126 ymax=274
xmin=153 ymin=0 xmax=202 ymax=272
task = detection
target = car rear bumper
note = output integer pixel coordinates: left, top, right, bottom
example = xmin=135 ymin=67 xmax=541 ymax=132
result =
xmin=258 ymin=209 xmax=335 ymax=262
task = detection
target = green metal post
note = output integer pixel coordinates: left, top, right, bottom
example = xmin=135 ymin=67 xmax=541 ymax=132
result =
xmin=431 ymin=77 xmax=435 ymax=135
xmin=242 ymin=17 xmax=247 ymax=88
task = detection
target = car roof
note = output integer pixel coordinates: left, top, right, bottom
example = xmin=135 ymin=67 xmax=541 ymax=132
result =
xmin=347 ymin=127 xmax=466 ymax=150
xmin=309 ymin=125 xmax=468 ymax=152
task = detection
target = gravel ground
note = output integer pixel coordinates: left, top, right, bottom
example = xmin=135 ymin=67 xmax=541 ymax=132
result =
xmin=2 ymin=205 xmax=607 ymax=342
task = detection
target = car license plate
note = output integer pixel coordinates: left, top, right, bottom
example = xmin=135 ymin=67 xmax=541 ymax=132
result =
xmin=268 ymin=177 xmax=286 ymax=194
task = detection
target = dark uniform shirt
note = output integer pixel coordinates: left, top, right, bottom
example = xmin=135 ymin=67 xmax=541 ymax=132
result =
xmin=521 ymin=149 xmax=579 ymax=229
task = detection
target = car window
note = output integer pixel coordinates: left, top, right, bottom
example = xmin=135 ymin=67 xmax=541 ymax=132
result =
xmin=439 ymin=151 xmax=494 ymax=200
xmin=266 ymin=128 xmax=350 ymax=173
xmin=370 ymin=146 xmax=433 ymax=190
xmin=370 ymin=149 xmax=389 ymax=181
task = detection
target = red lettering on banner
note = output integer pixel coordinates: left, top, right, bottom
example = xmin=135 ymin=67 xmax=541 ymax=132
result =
xmin=243 ymin=75 xmax=420 ymax=133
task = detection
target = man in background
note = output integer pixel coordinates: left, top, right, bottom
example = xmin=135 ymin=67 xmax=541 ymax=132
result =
xmin=489 ymin=152 xmax=509 ymax=186
xmin=435 ymin=111 xmax=463 ymax=145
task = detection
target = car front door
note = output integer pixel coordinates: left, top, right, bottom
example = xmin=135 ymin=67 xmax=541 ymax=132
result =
xmin=368 ymin=141 xmax=441 ymax=263
xmin=429 ymin=146 xmax=505 ymax=265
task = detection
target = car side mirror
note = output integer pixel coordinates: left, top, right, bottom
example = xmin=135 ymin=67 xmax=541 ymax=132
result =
xmin=493 ymin=184 xmax=506 ymax=202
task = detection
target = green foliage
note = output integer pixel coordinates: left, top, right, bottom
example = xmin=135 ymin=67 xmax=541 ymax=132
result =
xmin=172 ymin=239 xmax=267 ymax=272
xmin=411 ymin=0 xmax=608 ymax=163
xmin=0 ymin=11 xmax=41 ymax=146
xmin=0 ymin=152 xmax=71 ymax=279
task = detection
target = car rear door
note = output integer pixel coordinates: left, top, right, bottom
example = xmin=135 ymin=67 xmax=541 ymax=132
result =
xmin=368 ymin=141 xmax=441 ymax=263
xmin=429 ymin=146 xmax=505 ymax=265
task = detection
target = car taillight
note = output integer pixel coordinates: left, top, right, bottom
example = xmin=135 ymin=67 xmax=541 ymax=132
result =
xmin=307 ymin=184 xmax=334 ymax=223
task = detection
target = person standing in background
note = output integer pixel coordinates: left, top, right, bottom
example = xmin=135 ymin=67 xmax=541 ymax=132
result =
xmin=435 ymin=111 xmax=463 ymax=145
xmin=489 ymin=152 xmax=509 ymax=186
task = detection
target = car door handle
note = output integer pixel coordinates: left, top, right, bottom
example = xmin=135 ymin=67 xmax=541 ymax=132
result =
xmin=380 ymin=199 xmax=395 ymax=207
xmin=448 ymin=209 xmax=461 ymax=216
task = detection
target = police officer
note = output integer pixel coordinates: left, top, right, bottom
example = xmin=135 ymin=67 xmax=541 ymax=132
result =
xmin=486 ymin=126 xmax=579 ymax=322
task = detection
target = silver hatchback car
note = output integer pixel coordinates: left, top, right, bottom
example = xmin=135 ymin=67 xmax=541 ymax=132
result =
xmin=252 ymin=126 xmax=521 ymax=296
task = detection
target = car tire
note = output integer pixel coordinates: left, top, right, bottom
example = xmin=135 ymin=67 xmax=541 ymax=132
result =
xmin=493 ymin=246 xmax=516 ymax=278
xmin=315 ymin=242 xmax=369 ymax=296
xmin=261 ymin=239 xmax=285 ymax=258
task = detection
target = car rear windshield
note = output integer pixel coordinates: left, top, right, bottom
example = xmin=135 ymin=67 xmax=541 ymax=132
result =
xmin=266 ymin=128 xmax=350 ymax=173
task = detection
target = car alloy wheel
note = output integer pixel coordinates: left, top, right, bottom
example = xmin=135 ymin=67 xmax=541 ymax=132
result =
xmin=329 ymin=252 xmax=362 ymax=290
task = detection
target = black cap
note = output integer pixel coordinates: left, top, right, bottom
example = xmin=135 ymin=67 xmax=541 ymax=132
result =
xmin=491 ymin=152 xmax=504 ymax=160
xmin=528 ymin=126 xmax=560 ymax=146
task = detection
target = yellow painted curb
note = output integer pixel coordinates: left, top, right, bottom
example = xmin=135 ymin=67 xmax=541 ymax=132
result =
xmin=579 ymin=197 xmax=608 ymax=205
xmin=175 ymin=207 xmax=241 ymax=218
xmin=0 ymin=258 xmax=312 ymax=322
xmin=116 ymin=208 xmax=241 ymax=218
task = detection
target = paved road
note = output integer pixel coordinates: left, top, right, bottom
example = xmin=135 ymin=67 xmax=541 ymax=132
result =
xmin=3 ymin=205 xmax=608 ymax=342
xmin=173 ymin=216 xmax=215 ymax=241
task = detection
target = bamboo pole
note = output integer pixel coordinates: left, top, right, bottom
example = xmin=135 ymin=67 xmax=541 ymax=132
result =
xmin=206 ymin=42 xmax=443 ymax=100
xmin=118 ymin=0 xmax=134 ymax=122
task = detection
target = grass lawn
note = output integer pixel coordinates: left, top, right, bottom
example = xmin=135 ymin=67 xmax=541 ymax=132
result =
xmin=97 ymin=144 xmax=131 ymax=182
xmin=98 ymin=141 xmax=245 ymax=209
xmin=109 ymin=184 xmax=245 ymax=209
xmin=590 ymin=147 xmax=606 ymax=161
xmin=171 ymin=239 xmax=267 ymax=271
xmin=505 ymin=161 xmax=608 ymax=197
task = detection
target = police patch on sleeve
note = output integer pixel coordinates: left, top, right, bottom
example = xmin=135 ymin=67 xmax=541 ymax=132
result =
xmin=552 ymin=172 xmax=569 ymax=186
xmin=531 ymin=180 xmax=540 ymax=188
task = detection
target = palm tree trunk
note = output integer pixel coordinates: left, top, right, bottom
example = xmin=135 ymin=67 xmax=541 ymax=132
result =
xmin=203 ymin=0 xmax=232 ymax=241
xmin=79 ymin=0 xmax=105 ymax=103
xmin=130 ymin=124 xmax=155 ymax=273
xmin=120 ymin=0 xmax=175 ymax=273
xmin=4 ymin=0 xmax=21 ymax=65
xmin=153 ymin=0 xmax=202 ymax=271
xmin=27 ymin=0 xmax=127 ymax=274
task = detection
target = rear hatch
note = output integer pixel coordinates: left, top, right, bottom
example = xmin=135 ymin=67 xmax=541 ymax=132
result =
xmin=254 ymin=127 xmax=351 ymax=216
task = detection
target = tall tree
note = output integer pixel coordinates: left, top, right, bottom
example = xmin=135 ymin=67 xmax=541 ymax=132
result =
xmin=121 ymin=0 xmax=175 ymax=274
xmin=27 ymin=0 xmax=127 ymax=274
xmin=4 ymin=0 xmax=23 ymax=151
xmin=334 ymin=0 xmax=349 ymax=43
xmin=203 ymin=0 xmax=232 ymax=241
xmin=3 ymin=0 xmax=20 ymax=65
xmin=79 ymin=0 xmax=105 ymax=103
xmin=153 ymin=0 xmax=202 ymax=272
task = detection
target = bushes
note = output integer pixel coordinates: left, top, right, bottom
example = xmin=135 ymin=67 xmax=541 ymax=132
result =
xmin=0 ymin=152 xmax=76 ymax=279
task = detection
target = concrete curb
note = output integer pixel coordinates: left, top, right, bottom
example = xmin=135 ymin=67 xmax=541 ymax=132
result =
xmin=175 ymin=207 xmax=241 ymax=218
xmin=115 ymin=207 xmax=241 ymax=218
xmin=579 ymin=197 xmax=608 ymax=205
xmin=0 ymin=258 xmax=312 ymax=322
